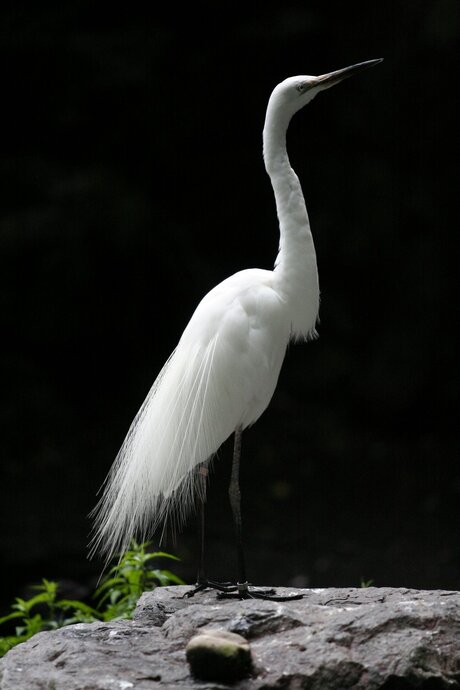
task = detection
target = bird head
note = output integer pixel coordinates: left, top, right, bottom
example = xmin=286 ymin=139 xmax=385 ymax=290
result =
xmin=269 ymin=59 xmax=383 ymax=119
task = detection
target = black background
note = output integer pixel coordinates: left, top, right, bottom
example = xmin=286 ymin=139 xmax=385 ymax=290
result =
xmin=1 ymin=1 xmax=458 ymax=610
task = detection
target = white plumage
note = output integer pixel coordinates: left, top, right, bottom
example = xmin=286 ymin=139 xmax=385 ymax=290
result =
xmin=91 ymin=60 xmax=382 ymax=564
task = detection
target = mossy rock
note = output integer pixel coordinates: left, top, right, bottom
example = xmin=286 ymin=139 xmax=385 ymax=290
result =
xmin=186 ymin=629 xmax=252 ymax=682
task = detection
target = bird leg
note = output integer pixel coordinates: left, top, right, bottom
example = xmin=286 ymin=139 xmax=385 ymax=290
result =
xmin=184 ymin=465 xmax=235 ymax=597
xmin=228 ymin=427 xmax=246 ymax=582
xmin=197 ymin=465 xmax=208 ymax=585
xmin=218 ymin=428 xmax=303 ymax=601
xmin=185 ymin=431 xmax=303 ymax=601
xmin=185 ymin=437 xmax=245 ymax=598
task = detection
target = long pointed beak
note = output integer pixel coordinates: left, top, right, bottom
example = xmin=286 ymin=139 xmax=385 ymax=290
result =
xmin=316 ymin=58 xmax=383 ymax=91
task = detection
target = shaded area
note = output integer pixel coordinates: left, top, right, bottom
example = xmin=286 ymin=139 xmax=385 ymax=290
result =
xmin=0 ymin=1 xmax=458 ymax=609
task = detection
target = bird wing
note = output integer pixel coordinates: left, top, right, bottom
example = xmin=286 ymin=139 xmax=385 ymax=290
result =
xmin=90 ymin=269 xmax=290 ymax=561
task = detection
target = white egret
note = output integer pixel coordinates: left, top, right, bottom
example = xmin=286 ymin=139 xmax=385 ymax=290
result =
xmin=91 ymin=59 xmax=383 ymax=599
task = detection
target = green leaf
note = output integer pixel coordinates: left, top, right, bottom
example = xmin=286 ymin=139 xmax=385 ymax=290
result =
xmin=15 ymin=592 xmax=53 ymax=610
xmin=33 ymin=579 xmax=58 ymax=596
xmin=0 ymin=611 xmax=24 ymax=625
xmin=153 ymin=569 xmax=185 ymax=585
xmin=147 ymin=551 xmax=180 ymax=561
xmin=57 ymin=600 xmax=100 ymax=617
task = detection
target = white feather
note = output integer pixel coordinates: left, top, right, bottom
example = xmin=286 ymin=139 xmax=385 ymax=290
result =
xmin=90 ymin=269 xmax=298 ymax=561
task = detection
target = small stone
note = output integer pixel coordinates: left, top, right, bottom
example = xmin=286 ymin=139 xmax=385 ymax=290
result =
xmin=186 ymin=629 xmax=252 ymax=682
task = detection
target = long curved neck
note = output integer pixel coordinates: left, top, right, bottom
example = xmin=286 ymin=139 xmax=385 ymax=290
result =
xmin=263 ymin=104 xmax=320 ymax=340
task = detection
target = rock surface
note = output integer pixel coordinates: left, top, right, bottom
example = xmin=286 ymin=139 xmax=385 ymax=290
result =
xmin=1 ymin=585 xmax=459 ymax=689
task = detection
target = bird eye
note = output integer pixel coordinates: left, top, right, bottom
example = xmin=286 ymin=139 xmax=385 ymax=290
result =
xmin=296 ymin=83 xmax=304 ymax=93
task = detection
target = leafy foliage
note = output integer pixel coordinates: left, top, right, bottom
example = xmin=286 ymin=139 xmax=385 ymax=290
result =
xmin=93 ymin=541 xmax=184 ymax=621
xmin=0 ymin=542 xmax=184 ymax=657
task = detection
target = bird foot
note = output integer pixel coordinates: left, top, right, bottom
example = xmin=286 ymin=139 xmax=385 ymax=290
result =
xmin=184 ymin=580 xmax=303 ymax=601
xmin=217 ymin=582 xmax=304 ymax=601
xmin=183 ymin=579 xmax=238 ymax=598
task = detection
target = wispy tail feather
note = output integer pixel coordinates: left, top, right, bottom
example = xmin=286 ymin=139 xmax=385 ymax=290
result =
xmin=89 ymin=335 xmax=230 ymax=564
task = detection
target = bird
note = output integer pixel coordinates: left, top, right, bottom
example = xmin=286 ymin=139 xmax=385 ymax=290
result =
xmin=91 ymin=58 xmax=383 ymax=599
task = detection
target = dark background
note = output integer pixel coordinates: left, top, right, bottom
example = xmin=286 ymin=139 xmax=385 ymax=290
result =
xmin=1 ymin=1 xmax=458 ymax=611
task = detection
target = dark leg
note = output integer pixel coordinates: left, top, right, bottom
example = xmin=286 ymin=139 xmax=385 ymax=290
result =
xmin=219 ymin=428 xmax=304 ymax=601
xmin=228 ymin=426 xmax=247 ymax=587
xmin=184 ymin=465 xmax=236 ymax=597
xmin=185 ymin=431 xmax=303 ymax=601
xmin=197 ymin=465 xmax=207 ymax=584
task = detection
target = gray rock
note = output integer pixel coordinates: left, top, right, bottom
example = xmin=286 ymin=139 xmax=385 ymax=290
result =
xmin=1 ymin=586 xmax=459 ymax=689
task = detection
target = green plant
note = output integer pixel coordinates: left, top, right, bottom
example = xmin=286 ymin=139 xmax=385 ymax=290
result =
xmin=0 ymin=541 xmax=184 ymax=657
xmin=94 ymin=541 xmax=184 ymax=621
xmin=360 ymin=577 xmax=374 ymax=588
